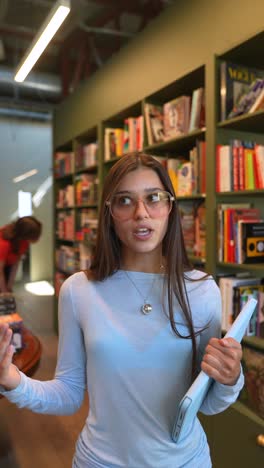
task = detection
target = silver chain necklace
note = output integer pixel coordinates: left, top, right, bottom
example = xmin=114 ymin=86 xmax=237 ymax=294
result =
xmin=123 ymin=268 xmax=163 ymax=315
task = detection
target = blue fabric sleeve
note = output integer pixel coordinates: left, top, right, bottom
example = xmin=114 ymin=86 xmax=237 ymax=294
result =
xmin=0 ymin=276 xmax=87 ymax=415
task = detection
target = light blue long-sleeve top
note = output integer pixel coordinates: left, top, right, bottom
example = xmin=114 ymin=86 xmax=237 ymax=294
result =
xmin=1 ymin=270 xmax=244 ymax=467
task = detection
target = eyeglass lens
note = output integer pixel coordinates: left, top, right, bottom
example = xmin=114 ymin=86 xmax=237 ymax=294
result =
xmin=110 ymin=191 xmax=173 ymax=220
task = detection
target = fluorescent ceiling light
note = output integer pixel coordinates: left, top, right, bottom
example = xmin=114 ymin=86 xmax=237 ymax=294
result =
xmin=13 ymin=169 xmax=38 ymax=183
xmin=14 ymin=0 xmax=70 ymax=83
xmin=25 ymin=281 xmax=54 ymax=296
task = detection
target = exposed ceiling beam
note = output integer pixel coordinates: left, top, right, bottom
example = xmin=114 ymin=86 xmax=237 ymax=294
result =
xmin=0 ymin=24 xmax=62 ymax=45
xmin=79 ymin=23 xmax=135 ymax=38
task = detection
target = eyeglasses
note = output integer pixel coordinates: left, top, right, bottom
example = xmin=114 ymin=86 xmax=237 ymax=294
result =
xmin=106 ymin=190 xmax=175 ymax=221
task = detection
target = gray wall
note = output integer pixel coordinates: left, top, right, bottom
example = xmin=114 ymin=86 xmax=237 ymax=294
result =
xmin=0 ymin=117 xmax=53 ymax=281
xmin=53 ymin=0 xmax=264 ymax=146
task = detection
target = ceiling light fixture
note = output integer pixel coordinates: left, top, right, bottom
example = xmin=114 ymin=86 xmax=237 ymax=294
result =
xmin=14 ymin=0 xmax=71 ymax=83
xmin=13 ymin=169 xmax=38 ymax=183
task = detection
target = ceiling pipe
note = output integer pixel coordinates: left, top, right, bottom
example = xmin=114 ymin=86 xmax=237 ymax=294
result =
xmin=0 ymin=107 xmax=52 ymax=121
xmin=0 ymin=66 xmax=62 ymax=100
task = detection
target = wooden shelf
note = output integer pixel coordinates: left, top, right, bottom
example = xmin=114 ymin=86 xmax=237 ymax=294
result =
xmin=217 ymin=109 xmax=264 ymax=133
xmin=144 ymin=128 xmax=206 ymax=154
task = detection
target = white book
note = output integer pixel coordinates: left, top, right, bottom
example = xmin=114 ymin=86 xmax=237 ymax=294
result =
xmin=219 ymin=145 xmax=231 ymax=191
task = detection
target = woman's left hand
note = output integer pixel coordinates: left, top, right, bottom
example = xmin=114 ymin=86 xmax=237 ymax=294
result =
xmin=201 ymin=337 xmax=243 ymax=386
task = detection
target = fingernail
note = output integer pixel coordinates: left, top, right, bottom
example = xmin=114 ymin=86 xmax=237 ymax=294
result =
xmin=221 ymin=339 xmax=230 ymax=346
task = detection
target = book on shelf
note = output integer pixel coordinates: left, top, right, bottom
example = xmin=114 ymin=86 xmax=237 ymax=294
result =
xmin=56 ymin=184 xmax=74 ymax=208
xmin=242 ymin=346 xmax=264 ymax=419
xmin=228 ymin=78 xmax=264 ymax=118
xmin=254 ymin=144 xmax=264 ymax=188
xmin=104 ymin=127 xmax=124 ymax=160
xmin=178 ymin=201 xmax=196 ymax=257
xmin=189 ymin=87 xmax=205 ymax=132
xmin=54 ymin=151 xmax=74 ymax=177
xmin=75 ymin=142 xmax=98 ymax=169
xmin=233 ymin=284 xmax=264 ymax=335
xmin=219 ymin=60 xmax=264 ymax=121
xmin=216 ymin=203 xmax=257 ymax=262
xmin=75 ymin=173 xmax=98 ymax=205
xmin=144 ymin=103 xmax=164 ymax=145
xmin=216 ymin=141 xmax=264 ymax=192
xmin=219 ymin=276 xmax=262 ymax=331
xmin=216 ymin=145 xmax=232 ymax=192
xmin=238 ymin=220 xmax=264 ymax=264
xmin=57 ymin=210 xmax=75 ymax=241
xmin=177 ymin=161 xmax=193 ymax=196
xmin=194 ymin=203 xmax=206 ymax=259
xmin=248 ymin=86 xmax=264 ymax=113
xmin=217 ymin=205 xmax=262 ymax=263
xmin=56 ymin=245 xmax=76 ymax=274
xmin=163 ymin=95 xmax=190 ymax=140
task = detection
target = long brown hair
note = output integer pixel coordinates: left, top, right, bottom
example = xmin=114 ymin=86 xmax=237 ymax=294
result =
xmin=90 ymin=152 xmax=208 ymax=379
xmin=1 ymin=216 xmax=42 ymax=254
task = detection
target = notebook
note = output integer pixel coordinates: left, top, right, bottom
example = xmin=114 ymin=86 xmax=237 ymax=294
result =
xmin=171 ymin=297 xmax=258 ymax=443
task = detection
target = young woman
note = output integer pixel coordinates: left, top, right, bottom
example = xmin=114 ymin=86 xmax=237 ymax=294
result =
xmin=0 ymin=216 xmax=42 ymax=292
xmin=0 ymin=153 xmax=243 ymax=468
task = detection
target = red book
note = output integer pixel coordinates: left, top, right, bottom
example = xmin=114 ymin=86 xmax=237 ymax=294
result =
xmin=252 ymin=148 xmax=261 ymax=189
xmin=232 ymin=141 xmax=240 ymax=191
xmin=238 ymin=144 xmax=245 ymax=190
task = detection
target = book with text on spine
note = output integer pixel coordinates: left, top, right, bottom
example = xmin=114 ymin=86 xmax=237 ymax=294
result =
xmin=219 ymin=61 xmax=264 ymax=121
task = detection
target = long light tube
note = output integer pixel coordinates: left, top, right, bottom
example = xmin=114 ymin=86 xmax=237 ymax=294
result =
xmin=15 ymin=0 xmax=70 ymax=83
xmin=13 ymin=169 xmax=38 ymax=183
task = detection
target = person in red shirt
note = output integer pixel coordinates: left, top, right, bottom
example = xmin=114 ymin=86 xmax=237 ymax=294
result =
xmin=0 ymin=216 xmax=42 ymax=293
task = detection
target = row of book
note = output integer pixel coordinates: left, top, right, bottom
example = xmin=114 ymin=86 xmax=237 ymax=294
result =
xmin=75 ymin=174 xmax=98 ymax=206
xmin=104 ymin=116 xmax=144 ymax=160
xmin=220 ymin=60 xmax=264 ymax=121
xmin=217 ymin=203 xmax=264 ymax=264
xmin=56 ymin=184 xmax=74 ymax=208
xmin=56 ymin=211 xmax=75 ymax=241
xmin=55 ymin=243 xmax=95 ymax=278
xmin=75 ymin=142 xmax=98 ymax=170
xmin=216 ymin=141 xmax=264 ymax=192
xmin=153 ymin=142 xmax=206 ymax=197
xmin=144 ymin=87 xmax=205 ymax=146
xmin=56 ymin=174 xmax=99 ymax=208
xmin=54 ymin=145 xmax=98 ymax=179
xmin=179 ymin=201 xmax=206 ymax=259
xmin=54 ymin=151 xmax=74 ymax=178
xmin=219 ymin=275 xmax=264 ymax=337
xmin=75 ymin=209 xmax=98 ymax=243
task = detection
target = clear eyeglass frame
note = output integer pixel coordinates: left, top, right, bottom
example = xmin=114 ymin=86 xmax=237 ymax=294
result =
xmin=105 ymin=190 xmax=175 ymax=221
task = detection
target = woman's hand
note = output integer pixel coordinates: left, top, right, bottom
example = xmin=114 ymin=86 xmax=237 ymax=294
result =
xmin=0 ymin=324 xmax=20 ymax=390
xmin=201 ymin=337 xmax=242 ymax=386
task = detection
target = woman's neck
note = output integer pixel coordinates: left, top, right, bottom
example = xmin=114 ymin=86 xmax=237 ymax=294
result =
xmin=121 ymin=253 xmax=165 ymax=274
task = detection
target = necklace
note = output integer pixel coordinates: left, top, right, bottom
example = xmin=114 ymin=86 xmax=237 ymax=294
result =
xmin=124 ymin=268 xmax=163 ymax=315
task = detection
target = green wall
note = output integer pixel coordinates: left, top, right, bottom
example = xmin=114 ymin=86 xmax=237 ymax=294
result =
xmin=54 ymin=0 xmax=264 ymax=147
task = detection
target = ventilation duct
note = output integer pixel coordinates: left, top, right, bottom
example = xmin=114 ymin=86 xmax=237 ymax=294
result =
xmin=0 ymin=107 xmax=52 ymax=121
xmin=0 ymin=66 xmax=62 ymax=101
